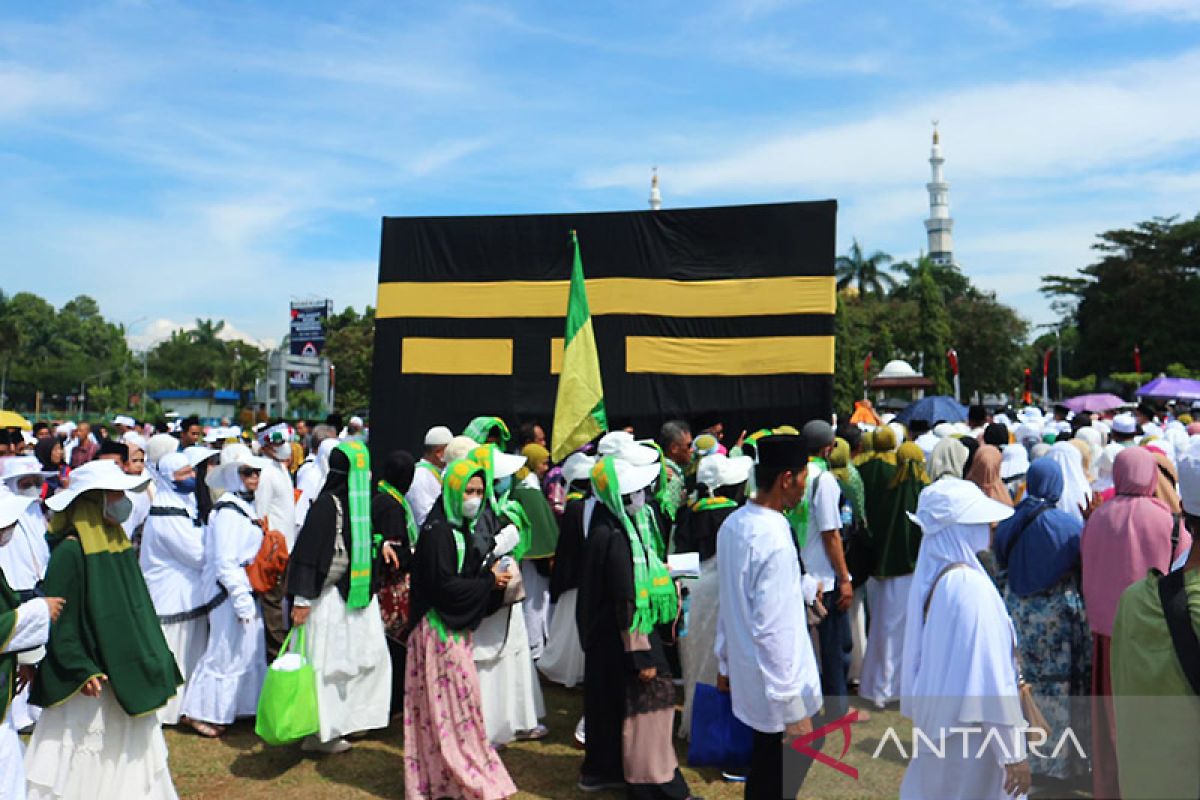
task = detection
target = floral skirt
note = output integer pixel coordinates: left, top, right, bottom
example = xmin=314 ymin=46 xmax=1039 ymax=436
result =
xmin=403 ymin=617 xmax=516 ymax=800
xmin=1005 ymin=575 xmax=1092 ymax=781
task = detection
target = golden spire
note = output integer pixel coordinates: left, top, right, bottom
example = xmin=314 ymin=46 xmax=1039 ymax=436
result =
xmin=932 ymin=120 xmax=940 ymax=145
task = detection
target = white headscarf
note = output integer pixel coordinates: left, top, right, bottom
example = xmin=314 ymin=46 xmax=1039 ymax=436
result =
xmin=999 ymin=443 xmax=1029 ymax=480
xmin=315 ymin=437 xmax=339 ymax=482
xmin=1095 ymin=442 xmax=1124 ymax=492
xmin=888 ymin=421 xmax=907 ymax=446
xmin=1044 ymin=441 xmax=1092 ymax=523
xmin=901 ymin=479 xmax=1022 ymax=731
xmin=1075 ymin=427 xmax=1103 ymax=482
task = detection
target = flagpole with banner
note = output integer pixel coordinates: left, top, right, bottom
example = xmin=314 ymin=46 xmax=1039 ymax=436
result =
xmin=947 ymin=349 xmax=960 ymax=403
xmin=1043 ymin=348 xmax=1053 ymax=405
xmin=551 ymin=231 xmax=609 ymax=462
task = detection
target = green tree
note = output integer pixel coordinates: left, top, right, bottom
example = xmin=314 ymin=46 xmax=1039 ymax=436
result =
xmin=835 ymin=240 xmax=896 ymax=295
xmin=324 ymin=306 xmax=375 ymax=415
xmin=912 ymin=259 xmax=953 ymax=395
xmin=1042 ymin=215 xmax=1200 ymax=376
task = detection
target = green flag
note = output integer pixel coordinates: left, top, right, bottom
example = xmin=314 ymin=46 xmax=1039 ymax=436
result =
xmin=552 ymin=232 xmax=608 ymax=462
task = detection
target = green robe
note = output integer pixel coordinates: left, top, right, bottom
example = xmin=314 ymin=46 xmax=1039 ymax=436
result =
xmin=859 ymin=459 xmax=922 ymax=577
xmin=31 ymin=499 xmax=182 ymax=717
xmin=0 ymin=569 xmax=21 ymax=723
xmin=511 ymin=483 xmax=559 ymax=560
xmin=1113 ymin=569 xmax=1200 ymax=800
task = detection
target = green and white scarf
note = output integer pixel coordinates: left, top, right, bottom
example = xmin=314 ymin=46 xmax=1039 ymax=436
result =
xmin=426 ymin=457 xmax=484 ymax=642
xmin=377 ymin=479 xmax=420 ymax=546
xmin=591 ymin=456 xmax=677 ymax=634
xmin=338 ymin=440 xmax=374 ymax=609
xmin=469 ymin=444 xmax=531 ymax=560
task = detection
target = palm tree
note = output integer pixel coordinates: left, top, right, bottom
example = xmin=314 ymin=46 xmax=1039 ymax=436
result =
xmin=836 ymin=239 xmax=896 ymax=295
xmin=189 ymin=318 xmax=226 ymax=348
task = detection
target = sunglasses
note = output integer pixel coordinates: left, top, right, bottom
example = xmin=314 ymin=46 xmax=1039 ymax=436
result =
xmin=238 ymin=467 xmax=261 ymax=477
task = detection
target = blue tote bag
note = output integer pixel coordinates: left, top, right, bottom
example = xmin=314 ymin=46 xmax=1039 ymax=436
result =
xmin=687 ymin=682 xmax=755 ymax=768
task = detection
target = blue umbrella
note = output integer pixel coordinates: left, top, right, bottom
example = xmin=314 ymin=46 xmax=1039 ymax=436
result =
xmin=895 ymin=395 xmax=968 ymax=425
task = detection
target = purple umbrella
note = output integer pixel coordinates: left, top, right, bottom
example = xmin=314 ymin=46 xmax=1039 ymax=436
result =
xmin=1061 ymin=393 xmax=1127 ymax=413
xmin=1136 ymin=376 xmax=1200 ymax=402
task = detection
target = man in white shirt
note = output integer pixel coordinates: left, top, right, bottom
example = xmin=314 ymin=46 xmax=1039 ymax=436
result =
xmin=716 ymin=433 xmax=823 ymax=800
xmin=407 ymin=425 xmax=452 ymax=526
xmin=255 ymin=422 xmax=297 ymax=661
xmin=294 ymin=424 xmax=338 ymax=535
xmin=798 ymin=420 xmax=854 ymax=726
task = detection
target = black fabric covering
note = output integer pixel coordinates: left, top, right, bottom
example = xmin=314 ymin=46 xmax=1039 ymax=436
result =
xmin=549 ymin=496 xmax=588 ymax=601
xmin=370 ymin=201 xmax=836 ymax=456
xmin=286 ymin=449 xmax=369 ymax=602
xmin=672 ymin=503 xmax=738 ymax=562
xmin=406 ymin=504 xmax=500 ymax=635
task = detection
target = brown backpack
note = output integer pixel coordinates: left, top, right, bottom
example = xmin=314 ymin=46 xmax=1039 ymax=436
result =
xmin=213 ymin=501 xmax=289 ymax=593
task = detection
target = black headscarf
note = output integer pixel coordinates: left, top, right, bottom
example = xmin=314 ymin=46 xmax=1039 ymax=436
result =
xmin=287 ymin=448 xmax=361 ymax=602
xmin=382 ymin=451 xmax=415 ymax=494
xmin=959 ymin=436 xmax=980 ymax=478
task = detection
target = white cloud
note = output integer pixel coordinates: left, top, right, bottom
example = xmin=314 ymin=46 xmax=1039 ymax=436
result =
xmin=583 ymin=47 xmax=1200 ymax=195
xmin=0 ymin=63 xmax=94 ymax=120
xmin=1043 ymin=0 xmax=1200 ymax=21
xmin=127 ymin=317 xmax=279 ymax=352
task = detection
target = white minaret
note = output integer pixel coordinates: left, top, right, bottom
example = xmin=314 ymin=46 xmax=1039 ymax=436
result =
xmin=649 ymin=167 xmax=662 ymax=211
xmin=924 ymin=122 xmax=955 ymax=266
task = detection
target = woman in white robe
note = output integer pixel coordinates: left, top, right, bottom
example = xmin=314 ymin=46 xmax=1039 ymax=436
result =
xmin=900 ymin=478 xmax=1032 ymax=800
xmin=139 ymin=449 xmax=220 ymax=725
xmin=0 ymin=495 xmax=55 ymax=800
xmin=180 ymin=445 xmax=267 ymax=737
xmin=471 ymin=447 xmax=546 ymax=746
xmin=287 ymin=441 xmax=391 ymax=755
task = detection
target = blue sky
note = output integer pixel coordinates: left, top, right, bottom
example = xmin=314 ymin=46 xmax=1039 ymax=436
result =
xmin=2 ymin=0 xmax=1199 ymax=349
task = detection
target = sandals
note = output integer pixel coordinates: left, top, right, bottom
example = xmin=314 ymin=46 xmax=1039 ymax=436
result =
xmin=186 ymin=718 xmax=224 ymax=738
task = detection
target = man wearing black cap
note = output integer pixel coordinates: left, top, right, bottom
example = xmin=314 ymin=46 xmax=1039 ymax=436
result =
xmin=716 ymin=434 xmax=822 ymax=799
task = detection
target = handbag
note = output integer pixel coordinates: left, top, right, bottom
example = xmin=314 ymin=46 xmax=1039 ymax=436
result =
xmin=687 ymin=682 xmax=755 ymax=768
xmin=255 ymin=625 xmax=320 ymax=745
xmin=500 ymin=557 xmax=526 ymax=606
xmin=924 ymin=562 xmax=1052 ymax=741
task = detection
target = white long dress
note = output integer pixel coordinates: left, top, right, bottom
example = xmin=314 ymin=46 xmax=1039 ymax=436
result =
xmin=1 ymin=597 xmax=50 ymax=800
xmin=473 ymin=602 xmax=545 ymax=745
xmin=139 ymin=486 xmax=216 ymax=725
xmin=537 ymin=589 xmax=585 ymax=687
xmin=25 ymin=690 xmax=178 ymax=800
xmin=306 ymin=583 xmax=392 ymax=741
xmin=859 ymin=574 xmax=913 ymax=707
xmin=180 ymin=497 xmax=266 ymax=724
xmin=678 ymin=555 xmax=720 ymax=739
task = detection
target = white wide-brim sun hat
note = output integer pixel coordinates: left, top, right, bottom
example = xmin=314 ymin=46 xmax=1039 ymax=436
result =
xmin=696 ymin=453 xmax=754 ymax=491
xmin=46 ymin=460 xmax=152 ymax=512
xmin=1 ymin=455 xmax=55 ymax=486
xmin=493 ymin=451 xmax=527 ymax=480
xmin=561 ymin=452 xmax=597 ymax=485
xmin=183 ymin=446 xmax=220 ymax=468
xmin=0 ymin=495 xmax=36 ymax=528
xmin=205 ymin=443 xmax=274 ymax=491
xmin=907 ymin=477 xmax=1014 ymax=535
xmin=612 ymin=458 xmax=661 ymax=496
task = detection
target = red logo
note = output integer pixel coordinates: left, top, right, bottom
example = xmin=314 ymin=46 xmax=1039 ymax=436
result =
xmin=789 ymin=710 xmax=859 ymax=780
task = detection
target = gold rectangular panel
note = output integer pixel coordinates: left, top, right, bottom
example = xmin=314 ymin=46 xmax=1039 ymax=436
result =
xmin=549 ymin=338 xmax=565 ymax=375
xmin=377 ymin=276 xmax=835 ymax=319
xmin=625 ymin=335 xmax=835 ymax=376
xmin=401 ymin=337 xmax=513 ymax=375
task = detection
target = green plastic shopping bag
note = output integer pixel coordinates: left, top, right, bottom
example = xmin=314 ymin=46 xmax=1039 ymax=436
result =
xmin=255 ymin=624 xmax=319 ymax=745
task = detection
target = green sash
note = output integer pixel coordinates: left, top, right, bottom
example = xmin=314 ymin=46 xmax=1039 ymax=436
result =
xmin=338 ymin=440 xmax=374 ymax=609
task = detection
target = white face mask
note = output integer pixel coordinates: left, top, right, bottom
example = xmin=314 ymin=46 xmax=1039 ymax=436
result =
xmin=462 ymin=496 xmax=483 ymax=521
xmin=17 ymin=484 xmax=42 ymax=499
xmin=0 ymin=524 xmax=14 ymax=547
xmin=271 ymin=444 xmax=291 ymax=462
xmin=964 ymin=523 xmax=991 ymax=554
xmin=623 ymin=489 xmax=646 ymax=515
xmin=104 ymin=494 xmax=134 ymax=525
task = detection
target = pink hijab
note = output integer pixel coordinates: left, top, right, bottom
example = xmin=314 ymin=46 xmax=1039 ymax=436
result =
xmin=1081 ymin=447 xmax=1191 ymax=637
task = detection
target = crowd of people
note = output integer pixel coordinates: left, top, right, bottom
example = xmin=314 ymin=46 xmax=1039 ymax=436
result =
xmin=1 ymin=400 xmax=1199 ymax=799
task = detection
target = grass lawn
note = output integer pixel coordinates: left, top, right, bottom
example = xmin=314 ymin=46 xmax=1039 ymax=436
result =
xmin=167 ymin=682 xmax=911 ymax=799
